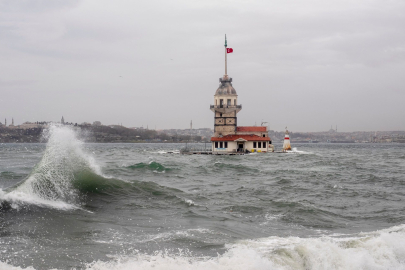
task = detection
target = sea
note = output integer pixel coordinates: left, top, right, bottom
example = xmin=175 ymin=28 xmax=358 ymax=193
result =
xmin=1 ymin=125 xmax=405 ymax=270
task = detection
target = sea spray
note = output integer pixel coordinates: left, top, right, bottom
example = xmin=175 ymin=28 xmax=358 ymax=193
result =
xmin=1 ymin=125 xmax=102 ymax=209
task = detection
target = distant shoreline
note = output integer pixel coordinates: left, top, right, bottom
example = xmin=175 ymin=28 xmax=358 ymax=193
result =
xmin=1 ymin=125 xmax=405 ymax=143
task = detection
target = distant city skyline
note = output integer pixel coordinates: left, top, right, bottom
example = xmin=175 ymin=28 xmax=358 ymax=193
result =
xmin=2 ymin=116 xmax=405 ymax=133
xmin=1 ymin=1 xmax=405 ymax=132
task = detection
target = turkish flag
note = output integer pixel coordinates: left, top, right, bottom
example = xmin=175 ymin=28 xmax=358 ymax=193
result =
xmin=227 ymin=48 xmax=233 ymax=53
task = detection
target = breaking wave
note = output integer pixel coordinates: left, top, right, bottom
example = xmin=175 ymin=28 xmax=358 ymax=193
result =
xmin=85 ymin=224 xmax=405 ymax=270
xmin=1 ymin=224 xmax=405 ymax=269
xmin=0 ymin=125 xmax=104 ymax=210
xmin=0 ymin=125 xmax=185 ymax=211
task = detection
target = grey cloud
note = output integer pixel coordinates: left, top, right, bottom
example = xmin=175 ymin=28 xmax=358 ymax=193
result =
xmin=0 ymin=0 xmax=81 ymax=13
xmin=0 ymin=0 xmax=404 ymax=131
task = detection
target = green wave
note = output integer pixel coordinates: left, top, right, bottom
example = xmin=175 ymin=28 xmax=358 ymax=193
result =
xmin=126 ymin=161 xmax=171 ymax=172
xmin=72 ymin=170 xmax=182 ymax=199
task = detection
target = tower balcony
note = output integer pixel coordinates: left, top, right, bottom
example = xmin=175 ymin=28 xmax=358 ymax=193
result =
xmin=210 ymin=104 xmax=242 ymax=114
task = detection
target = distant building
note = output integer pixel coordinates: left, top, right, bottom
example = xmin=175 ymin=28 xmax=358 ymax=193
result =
xmin=19 ymin=122 xmax=42 ymax=129
xmin=108 ymin=125 xmax=123 ymax=128
xmin=328 ymin=125 xmax=337 ymax=133
xmin=61 ymin=116 xmax=65 ymax=124
xmin=93 ymin=121 xmax=102 ymax=126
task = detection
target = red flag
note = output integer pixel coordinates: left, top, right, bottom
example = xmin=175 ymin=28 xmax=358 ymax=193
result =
xmin=226 ymin=48 xmax=233 ymax=53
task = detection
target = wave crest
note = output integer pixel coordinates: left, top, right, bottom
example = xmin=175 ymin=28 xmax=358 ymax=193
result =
xmin=1 ymin=125 xmax=103 ymax=210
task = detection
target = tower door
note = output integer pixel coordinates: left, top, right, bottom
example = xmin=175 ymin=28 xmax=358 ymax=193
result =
xmin=238 ymin=143 xmax=244 ymax=152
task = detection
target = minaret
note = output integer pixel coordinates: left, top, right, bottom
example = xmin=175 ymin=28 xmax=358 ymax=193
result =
xmin=283 ymin=127 xmax=292 ymax=151
xmin=61 ymin=116 xmax=65 ymax=124
xmin=189 ymin=120 xmax=193 ymax=140
xmin=210 ymin=35 xmax=241 ymax=137
xmin=11 ymin=118 xmax=14 ymax=126
xmin=5 ymin=118 xmax=7 ymax=126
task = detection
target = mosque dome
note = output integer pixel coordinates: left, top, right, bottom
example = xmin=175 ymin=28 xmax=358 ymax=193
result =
xmin=215 ymin=75 xmax=237 ymax=95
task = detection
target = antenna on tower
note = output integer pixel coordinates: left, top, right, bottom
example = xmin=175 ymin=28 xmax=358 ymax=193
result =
xmin=225 ymin=34 xmax=227 ymax=76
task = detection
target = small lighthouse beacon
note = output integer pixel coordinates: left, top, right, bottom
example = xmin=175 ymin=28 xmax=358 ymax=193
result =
xmin=283 ymin=128 xmax=292 ymax=151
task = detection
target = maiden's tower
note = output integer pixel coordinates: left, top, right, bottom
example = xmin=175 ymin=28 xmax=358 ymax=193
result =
xmin=210 ymin=36 xmax=272 ymax=154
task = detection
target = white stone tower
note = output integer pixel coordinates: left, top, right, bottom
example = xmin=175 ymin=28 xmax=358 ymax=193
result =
xmin=210 ymin=35 xmax=242 ymax=137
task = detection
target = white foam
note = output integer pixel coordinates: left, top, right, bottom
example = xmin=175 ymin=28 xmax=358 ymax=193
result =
xmin=85 ymin=224 xmax=405 ymax=270
xmin=0 ymin=261 xmax=36 ymax=270
xmin=184 ymin=199 xmax=195 ymax=206
xmin=264 ymin=213 xmax=284 ymax=221
xmin=86 ymin=248 xmax=279 ymax=270
xmin=155 ymin=150 xmax=180 ymax=154
xmin=285 ymin=147 xmax=312 ymax=154
xmin=0 ymin=189 xmax=78 ymax=210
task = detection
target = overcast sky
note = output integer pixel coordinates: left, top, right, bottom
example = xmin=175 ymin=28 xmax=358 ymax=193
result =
xmin=0 ymin=0 xmax=404 ymax=132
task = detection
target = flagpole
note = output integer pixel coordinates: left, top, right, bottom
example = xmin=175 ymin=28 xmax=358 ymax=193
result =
xmin=225 ymin=34 xmax=227 ymax=76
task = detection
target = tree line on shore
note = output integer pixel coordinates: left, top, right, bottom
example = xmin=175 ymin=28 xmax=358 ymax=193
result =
xmin=0 ymin=125 xmax=204 ymax=143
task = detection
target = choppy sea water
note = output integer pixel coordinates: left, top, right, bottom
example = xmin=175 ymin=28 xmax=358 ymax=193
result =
xmin=1 ymin=125 xmax=405 ymax=269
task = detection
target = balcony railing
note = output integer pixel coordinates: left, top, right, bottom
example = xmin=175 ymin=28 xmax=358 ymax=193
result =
xmin=210 ymin=105 xmax=242 ymax=109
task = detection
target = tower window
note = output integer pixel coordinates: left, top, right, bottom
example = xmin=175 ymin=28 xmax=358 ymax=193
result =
xmin=227 ymin=99 xmax=231 ymax=106
xmin=263 ymin=142 xmax=267 ymax=148
xmin=220 ymin=142 xmax=223 ymax=148
xmin=263 ymin=134 xmax=265 ymax=137
xmin=215 ymin=142 xmax=218 ymax=148
xmin=258 ymin=142 xmax=261 ymax=148
xmin=253 ymin=142 xmax=257 ymax=148
xmin=224 ymin=142 xmax=228 ymax=148
xmin=234 ymin=99 xmax=236 ymax=105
